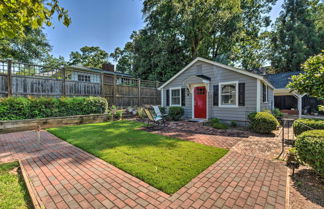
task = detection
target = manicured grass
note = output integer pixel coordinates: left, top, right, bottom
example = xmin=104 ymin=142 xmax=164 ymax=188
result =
xmin=0 ymin=162 xmax=33 ymax=209
xmin=48 ymin=120 xmax=228 ymax=194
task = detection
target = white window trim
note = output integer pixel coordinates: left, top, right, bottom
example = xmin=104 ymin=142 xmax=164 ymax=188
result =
xmin=263 ymin=84 xmax=268 ymax=103
xmin=169 ymin=87 xmax=182 ymax=106
xmin=219 ymin=81 xmax=239 ymax=108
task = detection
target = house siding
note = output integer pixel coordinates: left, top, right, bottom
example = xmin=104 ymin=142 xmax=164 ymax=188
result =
xmin=161 ymin=61 xmax=261 ymax=122
xmin=260 ymin=83 xmax=275 ymax=111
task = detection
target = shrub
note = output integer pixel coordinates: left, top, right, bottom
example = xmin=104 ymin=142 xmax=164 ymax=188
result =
xmin=230 ymin=121 xmax=237 ymax=127
xmin=272 ymin=108 xmax=284 ymax=119
xmin=210 ymin=118 xmax=228 ymax=129
xmin=168 ymin=107 xmax=184 ymax=121
xmin=293 ymin=118 xmax=324 ymax=136
xmin=0 ymin=96 xmax=108 ymax=120
xmin=295 ymin=130 xmax=324 ymax=176
xmin=213 ymin=122 xmax=228 ymax=129
xmin=248 ymin=112 xmax=279 ymax=134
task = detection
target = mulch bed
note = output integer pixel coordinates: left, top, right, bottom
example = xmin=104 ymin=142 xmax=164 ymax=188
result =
xmin=289 ymin=166 xmax=324 ymax=209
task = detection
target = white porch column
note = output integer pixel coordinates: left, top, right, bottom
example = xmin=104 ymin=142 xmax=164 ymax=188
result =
xmin=256 ymin=79 xmax=261 ymax=112
xmin=293 ymin=92 xmax=306 ymax=118
xmin=160 ymin=88 xmax=164 ymax=107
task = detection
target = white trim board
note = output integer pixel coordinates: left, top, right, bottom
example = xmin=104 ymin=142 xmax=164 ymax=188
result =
xmin=158 ymin=57 xmax=274 ymax=90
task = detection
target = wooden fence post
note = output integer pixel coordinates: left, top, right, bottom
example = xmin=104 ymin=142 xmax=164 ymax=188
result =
xmin=7 ymin=60 xmax=12 ymax=97
xmin=155 ymin=81 xmax=159 ymax=105
xmin=101 ymin=73 xmax=104 ymax=97
xmin=138 ymin=79 xmax=141 ymax=106
xmin=62 ymin=68 xmax=66 ymax=96
xmin=113 ymin=75 xmax=117 ymax=106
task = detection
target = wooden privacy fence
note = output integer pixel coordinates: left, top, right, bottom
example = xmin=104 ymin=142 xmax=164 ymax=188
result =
xmin=0 ymin=60 xmax=162 ymax=106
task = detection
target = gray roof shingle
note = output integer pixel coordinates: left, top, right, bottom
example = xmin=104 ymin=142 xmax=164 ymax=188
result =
xmin=265 ymin=71 xmax=303 ymax=89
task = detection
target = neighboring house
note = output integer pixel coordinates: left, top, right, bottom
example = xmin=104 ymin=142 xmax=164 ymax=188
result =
xmin=66 ymin=64 xmax=133 ymax=84
xmin=266 ymin=72 xmax=323 ymax=117
xmin=158 ymin=57 xmax=275 ymax=124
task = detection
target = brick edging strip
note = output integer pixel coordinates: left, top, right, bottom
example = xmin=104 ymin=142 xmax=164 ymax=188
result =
xmin=285 ymin=167 xmax=290 ymax=209
xmin=19 ymin=160 xmax=43 ymax=209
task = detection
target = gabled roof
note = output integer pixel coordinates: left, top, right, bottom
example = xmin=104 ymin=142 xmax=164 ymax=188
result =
xmin=67 ymin=65 xmax=133 ymax=77
xmin=158 ymin=57 xmax=274 ymax=90
xmin=265 ymin=71 xmax=303 ymax=89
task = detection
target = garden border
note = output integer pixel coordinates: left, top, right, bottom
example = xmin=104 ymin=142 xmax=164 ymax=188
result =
xmin=0 ymin=113 xmax=133 ymax=133
xmin=19 ymin=160 xmax=42 ymax=209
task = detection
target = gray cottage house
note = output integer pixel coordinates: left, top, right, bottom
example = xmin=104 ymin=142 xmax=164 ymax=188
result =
xmin=158 ymin=57 xmax=274 ymax=124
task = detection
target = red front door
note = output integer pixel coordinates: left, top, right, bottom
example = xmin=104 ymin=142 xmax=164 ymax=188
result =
xmin=194 ymin=86 xmax=207 ymax=118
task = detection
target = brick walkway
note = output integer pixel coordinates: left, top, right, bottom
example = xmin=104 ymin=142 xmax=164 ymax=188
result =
xmin=0 ymin=130 xmax=288 ymax=209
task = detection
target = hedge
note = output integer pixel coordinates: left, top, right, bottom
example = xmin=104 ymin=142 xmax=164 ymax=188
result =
xmin=295 ymin=130 xmax=324 ymax=176
xmin=168 ymin=107 xmax=184 ymax=121
xmin=0 ymin=97 xmax=108 ymax=120
xmin=293 ymin=118 xmax=324 ymax=136
xmin=248 ymin=112 xmax=279 ymax=134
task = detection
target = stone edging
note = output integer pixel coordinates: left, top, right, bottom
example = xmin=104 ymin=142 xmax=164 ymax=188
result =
xmin=19 ymin=160 xmax=43 ymax=209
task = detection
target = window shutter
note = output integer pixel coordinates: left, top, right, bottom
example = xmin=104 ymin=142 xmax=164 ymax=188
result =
xmin=181 ymin=88 xmax=186 ymax=106
xmin=239 ymin=83 xmax=245 ymax=106
xmin=166 ymin=89 xmax=170 ymax=106
xmin=262 ymin=84 xmax=266 ymax=102
xmin=213 ymin=85 xmax=219 ymax=106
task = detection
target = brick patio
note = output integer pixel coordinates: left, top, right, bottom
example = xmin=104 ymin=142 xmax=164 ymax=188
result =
xmin=0 ymin=130 xmax=288 ymax=209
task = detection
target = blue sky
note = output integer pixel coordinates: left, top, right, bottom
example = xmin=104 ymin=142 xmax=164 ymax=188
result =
xmin=44 ymin=0 xmax=284 ymax=61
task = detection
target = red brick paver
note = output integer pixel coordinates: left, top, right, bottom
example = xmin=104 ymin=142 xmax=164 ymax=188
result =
xmin=0 ymin=130 xmax=287 ymax=209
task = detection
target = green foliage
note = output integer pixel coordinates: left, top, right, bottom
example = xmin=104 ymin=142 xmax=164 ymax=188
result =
xmin=168 ymin=107 xmax=184 ymax=121
xmin=295 ymin=130 xmax=324 ymax=176
xmin=136 ymin=107 xmax=146 ymax=119
xmin=287 ymin=51 xmax=324 ymax=98
xmin=270 ymin=0 xmax=324 ymax=72
xmin=231 ymin=121 xmax=237 ymax=127
xmin=116 ymin=0 xmax=278 ymax=81
xmin=248 ymin=112 xmax=279 ymax=134
xmin=272 ymin=108 xmax=284 ymax=119
xmin=0 ymin=97 xmax=108 ymax=120
xmin=68 ymin=46 xmax=109 ymax=68
xmin=319 ymin=105 xmax=324 ymax=113
xmin=0 ymin=28 xmax=52 ymax=64
xmin=0 ymin=0 xmax=71 ymax=39
xmin=210 ymin=118 xmax=228 ymax=129
xmin=48 ymin=120 xmax=228 ymax=194
xmin=0 ymin=162 xmax=33 ymax=209
xmin=212 ymin=122 xmax=229 ymax=130
xmin=293 ymin=118 xmax=324 ymax=135
xmin=110 ymin=42 xmax=134 ymax=74
xmin=159 ymin=106 xmax=167 ymax=114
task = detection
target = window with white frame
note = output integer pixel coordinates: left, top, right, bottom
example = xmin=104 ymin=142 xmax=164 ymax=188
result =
xmin=170 ymin=88 xmax=181 ymax=106
xmin=78 ymin=74 xmax=91 ymax=82
xmin=219 ymin=82 xmax=238 ymax=107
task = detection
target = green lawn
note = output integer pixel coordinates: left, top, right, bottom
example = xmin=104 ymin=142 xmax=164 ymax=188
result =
xmin=48 ymin=120 xmax=228 ymax=194
xmin=0 ymin=162 xmax=33 ymax=209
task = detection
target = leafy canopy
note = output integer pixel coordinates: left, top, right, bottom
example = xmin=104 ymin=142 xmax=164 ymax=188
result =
xmin=68 ymin=46 xmax=109 ymax=68
xmin=287 ymin=51 xmax=324 ymax=98
xmin=0 ymin=0 xmax=71 ymax=39
xmin=270 ymin=0 xmax=324 ymax=72
xmin=0 ymin=28 xmax=51 ymax=63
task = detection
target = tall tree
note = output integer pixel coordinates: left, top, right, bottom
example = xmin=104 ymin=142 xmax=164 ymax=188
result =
xmin=0 ymin=0 xmax=71 ymax=39
xmin=270 ymin=0 xmax=323 ymax=72
xmin=287 ymin=51 xmax=324 ymax=98
xmin=0 ymin=28 xmax=52 ymax=63
xmin=231 ymin=0 xmax=276 ymax=70
xmin=129 ymin=0 xmax=242 ymax=81
xmin=68 ymin=46 xmax=109 ymax=68
xmin=110 ymin=42 xmax=134 ymax=74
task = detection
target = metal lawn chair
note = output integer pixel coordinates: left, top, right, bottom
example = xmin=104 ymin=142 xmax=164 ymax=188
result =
xmin=152 ymin=105 xmax=168 ymax=119
xmin=144 ymin=108 xmax=165 ymax=128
